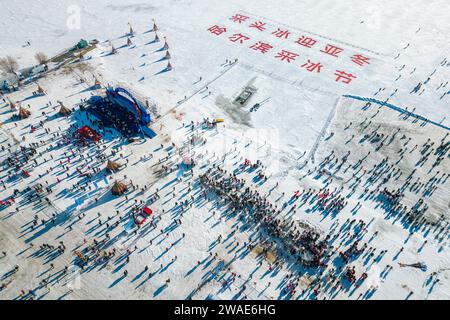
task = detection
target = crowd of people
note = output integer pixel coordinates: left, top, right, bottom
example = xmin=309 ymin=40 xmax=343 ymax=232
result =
xmin=1 ymin=38 xmax=449 ymax=300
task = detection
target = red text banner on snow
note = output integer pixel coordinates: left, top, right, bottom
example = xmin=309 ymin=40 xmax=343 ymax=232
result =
xmin=206 ymin=12 xmax=378 ymax=85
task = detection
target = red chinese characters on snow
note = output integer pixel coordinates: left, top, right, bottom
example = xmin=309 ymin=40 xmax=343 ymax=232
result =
xmin=301 ymin=60 xmax=323 ymax=73
xmin=207 ymin=25 xmax=227 ymax=36
xmin=334 ymin=70 xmax=357 ymax=84
xmin=206 ymin=15 xmax=373 ymax=85
xmin=272 ymin=28 xmax=291 ymax=39
xmin=320 ymin=44 xmax=343 ymax=57
xmin=295 ymin=36 xmax=317 ymax=48
xmin=250 ymin=41 xmax=274 ymax=54
xmin=230 ymin=14 xmax=250 ymax=24
xmin=274 ymin=50 xmax=298 ymax=63
xmin=249 ymin=21 xmax=267 ymax=31
xmin=351 ymin=54 xmax=371 ymax=66
xmin=229 ymin=33 xmax=251 ymax=44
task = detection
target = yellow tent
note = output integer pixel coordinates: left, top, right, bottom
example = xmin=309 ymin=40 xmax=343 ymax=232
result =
xmin=59 ymin=104 xmax=72 ymax=116
xmin=106 ymin=160 xmax=121 ymax=172
xmin=18 ymin=107 xmax=31 ymax=119
xmin=111 ymin=181 xmax=127 ymax=196
xmin=37 ymin=84 xmax=45 ymax=94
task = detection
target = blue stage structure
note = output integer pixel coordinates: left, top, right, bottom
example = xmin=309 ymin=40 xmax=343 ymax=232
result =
xmin=88 ymin=87 xmax=157 ymax=138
